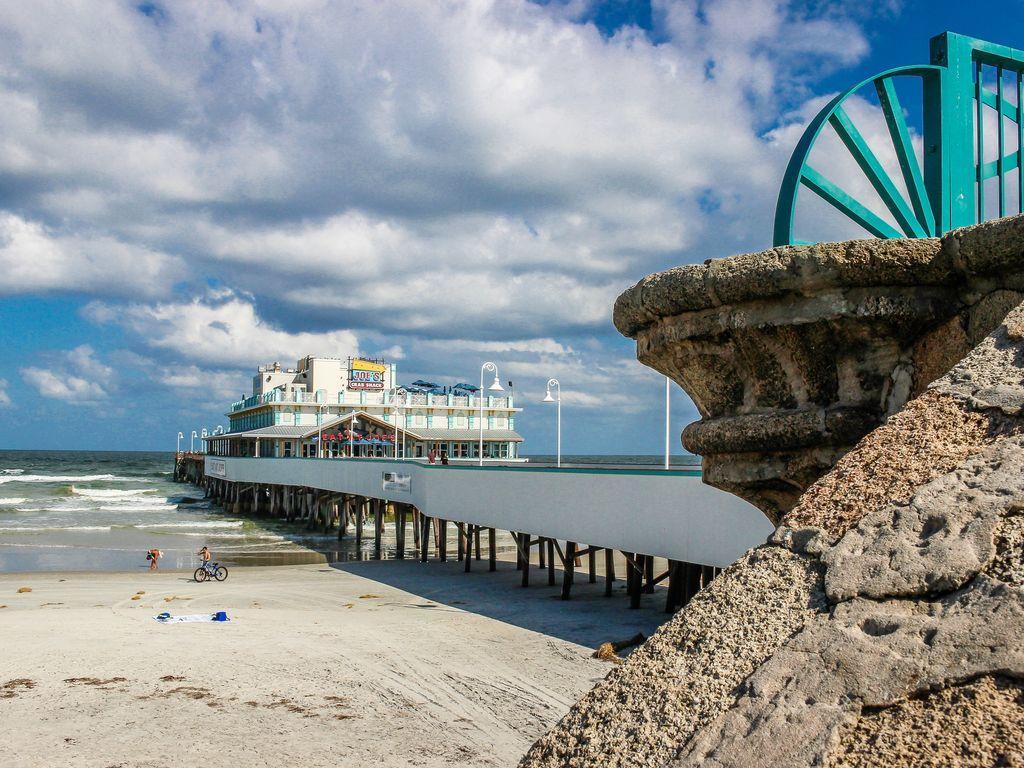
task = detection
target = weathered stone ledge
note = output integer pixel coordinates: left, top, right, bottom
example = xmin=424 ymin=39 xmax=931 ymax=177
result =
xmin=616 ymin=215 xmax=1024 ymax=519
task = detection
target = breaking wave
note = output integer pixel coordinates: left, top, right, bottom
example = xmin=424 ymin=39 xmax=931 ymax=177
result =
xmin=71 ymin=487 xmax=156 ymax=499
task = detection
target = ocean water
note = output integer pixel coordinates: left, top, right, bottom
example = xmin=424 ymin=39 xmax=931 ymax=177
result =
xmin=0 ymin=450 xmax=365 ymax=573
xmin=0 ymin=450 xmax=702 ymax=573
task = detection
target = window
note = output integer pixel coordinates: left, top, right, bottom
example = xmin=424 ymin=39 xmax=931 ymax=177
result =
xmin=284 ymin=441 xmax=292 ymax=457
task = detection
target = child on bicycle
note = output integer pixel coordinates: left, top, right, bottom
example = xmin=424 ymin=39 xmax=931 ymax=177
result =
xmin=198 ymin=546 xmax=211 ymax=570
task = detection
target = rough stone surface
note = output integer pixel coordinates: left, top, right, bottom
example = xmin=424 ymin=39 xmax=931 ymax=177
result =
xmin=518 ymin=547 xmax=824 ymax=768
xmin=783 ymin=391 xmax=1005 ymax=539
xmin=827 ymin=675 xmax=1024 ymax=768
xmin=674 ymin=579 xmax=1024 ymax=768
xmin=617 ymin=215 xmax=1024 ymax=517
xmin=823 ymin=437 xmax=1024 ymax=602
xmin=526 ymin=236 xmax=1024 ymax=768
xmin=986 ymin=513 xmax=1024 ymax=587
xmin=932 ymin=301 xmax=1024 ymax=416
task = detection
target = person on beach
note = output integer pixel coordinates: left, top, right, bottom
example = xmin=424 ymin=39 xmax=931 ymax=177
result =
xmin=198 ymin=546 xmax=211 ymax=565
xmin=146 ymin=548 xmax=161 ymax=571
xmin=427 ymin=448 xmax=437 ymax=464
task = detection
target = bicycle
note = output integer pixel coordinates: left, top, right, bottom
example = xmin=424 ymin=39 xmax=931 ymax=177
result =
xmin=194 ymin=561 xmax=228 ymax=583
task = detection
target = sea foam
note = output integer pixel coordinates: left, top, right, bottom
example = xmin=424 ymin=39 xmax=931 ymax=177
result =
xmin=72 ymin=487 xmax=155 ymax=499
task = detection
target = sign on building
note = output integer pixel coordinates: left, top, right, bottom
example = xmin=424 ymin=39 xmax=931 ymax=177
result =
xmin=382 ymin=471 xmax=411 ymax=493
xmin=208 ymin=459 xmax=227 ymax=477
xmin=349 ymin=358 xmax=386 ymax=390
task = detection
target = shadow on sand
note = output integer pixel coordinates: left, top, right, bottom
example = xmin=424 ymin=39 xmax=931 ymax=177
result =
xmin=328 ymin=557 xmax=670 ymax=649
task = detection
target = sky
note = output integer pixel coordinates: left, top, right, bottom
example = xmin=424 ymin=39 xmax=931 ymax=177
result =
xmin=0 ymin=0 xmax=1022 ymax=454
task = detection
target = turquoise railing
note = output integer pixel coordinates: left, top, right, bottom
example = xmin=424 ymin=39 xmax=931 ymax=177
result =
xmin=775 ymin=32 xmax=1024 ymax=246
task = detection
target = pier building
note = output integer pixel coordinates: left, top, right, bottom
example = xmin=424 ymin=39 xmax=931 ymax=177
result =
xmin=213 ymin=356 xmax=523 ymax=462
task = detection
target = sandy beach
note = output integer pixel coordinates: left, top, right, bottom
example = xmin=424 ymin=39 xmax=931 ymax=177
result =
xmin=0 ymin=558 xmax=667 ymax=767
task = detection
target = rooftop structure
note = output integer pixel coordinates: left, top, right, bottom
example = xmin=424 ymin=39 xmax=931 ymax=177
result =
xmin=217 ymin=355 xmax=523 ymax=462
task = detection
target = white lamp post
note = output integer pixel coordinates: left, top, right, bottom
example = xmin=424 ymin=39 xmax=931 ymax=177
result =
xmin=664 ymin=376 xmax=671 ymax=470
xmin=201 ymin=428 xmax=208 ymax=454
xmin=543 ymin=378 xmax=561 ymax=468
xmin=190 ymin=430 xmax=198 ymax=453
xmin=317 ymin=403 xmax=327 ymax=458
xmin=176 ymin=431 xmax=184 ymax=454
xmin=478 ymin=362 xmax=504 ymax=466
xmin=390 ymin=388 xmax=404 ymax=460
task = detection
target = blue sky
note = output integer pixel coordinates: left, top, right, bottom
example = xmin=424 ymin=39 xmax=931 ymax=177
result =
xmin=0 ymin=0 xmax=1019 ymax=454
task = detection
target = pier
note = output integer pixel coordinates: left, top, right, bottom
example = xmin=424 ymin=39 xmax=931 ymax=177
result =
xmin=175 ymin=453 xmax=772 ymax=611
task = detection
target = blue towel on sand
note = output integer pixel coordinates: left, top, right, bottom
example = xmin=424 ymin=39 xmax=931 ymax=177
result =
xmin=154 ymin=611 xmax=229 ymax=623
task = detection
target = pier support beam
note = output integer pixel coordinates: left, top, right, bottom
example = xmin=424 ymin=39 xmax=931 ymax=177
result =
xmin=488 ymin=528 xmax=496 ymax=572
xmin=561 ymin=541 xmax=575 ymax=600
xmin=605 ymin=548 xmax=615 ymax=597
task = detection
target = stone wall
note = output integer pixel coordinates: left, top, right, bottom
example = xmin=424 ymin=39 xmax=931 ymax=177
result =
xmin=520 ymin=292 xmax=1024 ymax=768
xmin=613 ymin=215 xmax=1024 ymax=521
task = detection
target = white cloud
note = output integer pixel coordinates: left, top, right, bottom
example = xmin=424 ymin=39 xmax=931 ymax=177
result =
xmin=20 ymin=345 xmax=114 ymax=405
xmin=0 ymin=0 xmax=877 ymax=334
xmin=0 ymin=213 xmax=184 ymax=298
xmin=84 ymin=294 xmax=360 ymax=367
xmin=0 ymin=379 xmax=10 ymax=407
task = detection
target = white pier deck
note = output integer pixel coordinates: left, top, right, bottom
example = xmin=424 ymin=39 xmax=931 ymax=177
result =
xmin=206 ymin=456 xmax=772 ymax=567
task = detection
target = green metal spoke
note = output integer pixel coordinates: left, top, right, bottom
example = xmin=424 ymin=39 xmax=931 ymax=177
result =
xmin=800 ymin=166 xmax=904 ymax=239
xmin=979 ymin=84 xmax=1024 ymax=121
xmin=977 ymin=60 xmax=986 ymax=221
xmin=980 ymin=150 xmax=1021 ymax=179
xmin=875 ymin=76 xmax=936 ymax=235
xmin=828 ymin=106 xmax=928 ymax=237
xmin=997 ymin=67 xmax=1006 ymax=217
xmin=1019 ymin=72 xmax=1023 ymax=214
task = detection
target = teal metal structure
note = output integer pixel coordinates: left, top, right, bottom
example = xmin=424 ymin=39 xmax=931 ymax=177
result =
xmin=774 ymin=32 xmax=1024 ymax=246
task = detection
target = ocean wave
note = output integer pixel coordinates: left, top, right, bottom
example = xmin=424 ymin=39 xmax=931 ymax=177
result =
xmin=157 ymin=531 xmax=282 ymax=540
xmin=72 ymin=487 xmax=156 ymax=499
xmin=1 ymin=469 xmax=25 ymax=475
xmin=0 ymin=498 xmax=28 ymax=506
xmin=0 ymin=525 xmax=112 ymax=532
xmin=133 ymin=520 xmax=244 ymax=529
xmin=0 ymin=473 xmax=144 ymax=485
xmin=98 ymin=504 xmax=179 ymax=512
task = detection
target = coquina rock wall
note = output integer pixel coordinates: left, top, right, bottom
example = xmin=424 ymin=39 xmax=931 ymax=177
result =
xmin=614 ymin=215 xmax=1024 ymax=521
xmin=521 ymin=218 xmax=1024 ymax=767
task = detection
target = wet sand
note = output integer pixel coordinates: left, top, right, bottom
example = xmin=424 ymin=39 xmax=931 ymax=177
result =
xmin=0 ymin=558 xmax=668 ymax=767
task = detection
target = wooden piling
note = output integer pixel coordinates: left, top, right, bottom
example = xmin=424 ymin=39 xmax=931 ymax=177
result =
xmin=644 ymin=554 xmax=655 ymax=594
xmin=547 ymin=539 xmax=555 ymax=586
xmin=520 ymin=532 xmax=530 ymax=587
xmin=374 ymin=500 xmax=383 ymax=559
xmin=420 ymin=513 xmax=430 ymax=563
xmin=488 ymin=528 xmax=496 ymax=572
xmin=588 ymin=547 xmax=597 ymax=584
xmin=438 ymin=519 xmax=447 ymax=562
xmin=605 ymin=548 xmax=615 ymax=597
xmin=396 ymin=504 xmax=406 ymax=559
xmin=561 ymin=541 xmax=576 ymax=600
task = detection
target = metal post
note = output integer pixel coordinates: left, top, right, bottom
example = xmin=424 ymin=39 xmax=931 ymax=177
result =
xmin=665 ymin=376 xmax=670 ymax=470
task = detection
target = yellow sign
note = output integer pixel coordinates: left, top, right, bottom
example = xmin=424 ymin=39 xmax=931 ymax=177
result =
xmin=350 ymin=358 xmax=387 ymax=389
xmin=352 ymin=358 xmax=387 ymax=374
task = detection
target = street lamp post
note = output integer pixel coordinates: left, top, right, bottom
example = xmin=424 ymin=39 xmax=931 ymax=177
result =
xmin=201 ymin=428 xmax=208 ymax=454
xmin=190 ymin=430 xmax=198 ymax=453
xmin=176 ymin=431 xmax=184 ymax=454
xmin=664 ymin=376 xmax=670 ymax=470
xmin=478 ymin=362 xmax=504 ymax=466
xmin=317 ymin=403 xmax=327 ymax=458
xmin=543 ymin=379 xmax=561 ymax=468
xmin=390 ymin=388 xmax=404 ymax=460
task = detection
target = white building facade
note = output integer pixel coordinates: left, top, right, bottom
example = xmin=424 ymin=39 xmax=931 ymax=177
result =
xmin=210 ymin=356 xmax=523 ymax=462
